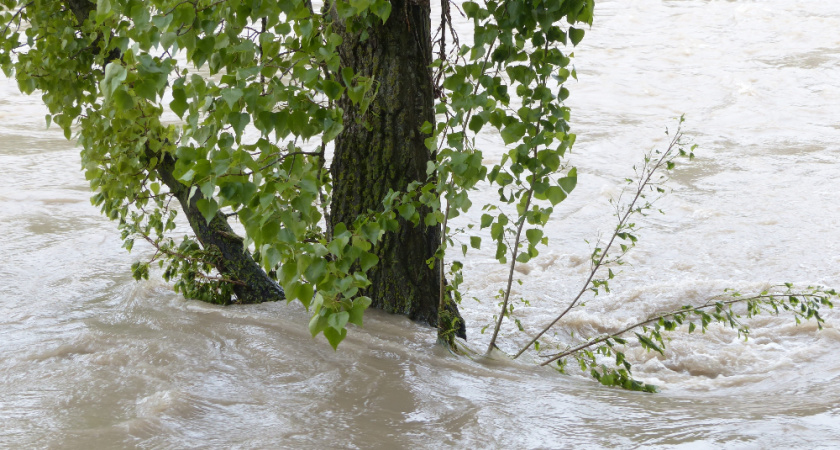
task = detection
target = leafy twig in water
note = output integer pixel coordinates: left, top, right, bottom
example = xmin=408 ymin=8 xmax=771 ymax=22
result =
xmin=514 ymin=121 xmax=690 ymax=359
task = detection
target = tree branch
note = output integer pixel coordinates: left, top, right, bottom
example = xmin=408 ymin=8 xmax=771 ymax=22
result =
xmin=514 ymin=127 xmax=685 ymax=359
xmin=538 ymin=290 xmax=833 ymax=366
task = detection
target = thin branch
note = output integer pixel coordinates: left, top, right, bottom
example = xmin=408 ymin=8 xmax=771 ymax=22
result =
xmin=194 ymin=271 xmax=247 ymax=286
xmin=162 ymin=0 xmax=196 ymax=16
xmin=486 ymin=182 xmax=535 ymax=353
xmin=138 ymin=231 xmax=203 ymax=266
xmin=487 ymin=34 xmax=551 ymax=354
xmin=252 ymin=151 xmax=321 ymax=174
xmin=439 ymin=201 xmax=452 ymax=323
xmin=316 ymin=140 xmax=331 ymax=238
xmin=538 ymin=291 xmax=830 ymax=366
xmin=435 ymin=0 xmax=503 ymax=156
xmin=513 ymin=127 xmax=684 ymax=359
xmin=196 ymin=0 xmax=229 ymax=13
xmin=1 ymin=1 xmax=33 ymax=37
xmin=137 ymin=230 xmax=247 ymax=287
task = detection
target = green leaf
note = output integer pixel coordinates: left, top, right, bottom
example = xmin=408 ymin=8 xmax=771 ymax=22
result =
xmin=341 ymin=67 xmax=355 ymax=86
xmin=348 ymin=296 xmax=372 ymax=327
xmin=134 ymin=78 xmax=158 ymax=101
xmin=491 ymin=222 xmax=504 ymax=240
xmin=160 ymin=31 xmax=177 ymax=50
xmin=500 ymin=122 xmax=526 ymax=145
xmin=322 ymin=79 xmax=345 ymax=100
xmin=96 ymin=0 xmax=113 ymax=22
xmin=304 ymin=258 xmax=327 ymax=283
xmin=371 ymin=0 xmax=392 ymax=22
xmin=196 ymin=198 xmax=218 ymax=225
xmin=323 ymin=117 xmax=344 ymax=143
xmin=328 ymin=311 xmax=350 ymax=331
xmin=559 ymin=168 xmax=577 ymax=194
xmin=263 ymin=247 xmax=282 ymax=270
xmin=323 ymin=326 xmax=347 ymax=350
xmin=398 ymin=203 xmax=416 ymax=221
xmin=229 ymin=112 xmax=250 ymax=138
xmin=470 ymin=236 xmax=481 ymax=249
xmin=545 ymin=186 xmax=567 ymax=205
xmin=360 ymin=251 xmax=379 ymax=271
xmin=569 ymin=27 xmax=585 ymax=46
xmin=291 ymin=282 xmax=315 ymax=308
xmin=360 ymin=222 xmax=381 ymax=242
xmin=635 ymin=332 xmax=665 ymax=355
xmin=289 ymin=109 xmax=310 ymax=135
xmin=112 ymin=89 xmax=135 ymax=111
xmin=525 ymin=228 xmax=543 ymax=246
xmin=468 ymin=115 xmax=485 ymax=133
xmin=170 ymin=87 xmax=188 ymax=118
xmin=221 ymin=88 xmax=243 ymax=108
xmin=309 ymin=312 xmax=329 ymax=336
xmin=100 ymin=63 xmax=126 ymax=102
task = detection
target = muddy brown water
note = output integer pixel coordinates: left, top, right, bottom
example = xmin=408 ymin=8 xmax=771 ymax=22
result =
xmin=1 ymin=0 xmax=839 ymax=447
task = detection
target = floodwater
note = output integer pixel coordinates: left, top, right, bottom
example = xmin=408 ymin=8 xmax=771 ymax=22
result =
xmin=2 ymin=0 xmax=839 ymax=447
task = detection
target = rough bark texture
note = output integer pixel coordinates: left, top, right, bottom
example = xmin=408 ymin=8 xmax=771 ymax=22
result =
xmin=65 ymin=0 xmax=283 ymax=304
xmin=330 ymin=0 xmax=466 ymax=339
xmin=155 ymin=154 xmax=286 ymax=304
xmin=64 ymin=0 xmax=95 ymax=24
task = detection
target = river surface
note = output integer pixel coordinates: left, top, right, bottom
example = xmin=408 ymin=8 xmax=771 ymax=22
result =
xmin=2 ymin=0 xmax=839 ymax=448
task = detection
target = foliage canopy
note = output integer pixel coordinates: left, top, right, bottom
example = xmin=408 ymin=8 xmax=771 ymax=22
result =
xmin=0 ymin=0 xmax=592 ymax=344
xmin=2 ymin=0 xmax=834 ymax=391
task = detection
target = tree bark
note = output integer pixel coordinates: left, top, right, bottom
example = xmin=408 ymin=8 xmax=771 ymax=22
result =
xmin=64 ymin=0 xmax=284 ymax=304
xmin=63 ymin=0 xmax=462 ymax=330
xmin=154 ymin=154 xmax=286 ymax=304
xmin=330 ymin=0 xmax=466 ymax=339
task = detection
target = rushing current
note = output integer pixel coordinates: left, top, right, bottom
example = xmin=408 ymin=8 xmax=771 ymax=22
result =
xmin=2 ymin=0 xmax=839 ymax=447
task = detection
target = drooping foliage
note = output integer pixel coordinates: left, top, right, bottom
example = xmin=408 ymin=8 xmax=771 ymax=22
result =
xmin=2 ymin=0 xmax=837 ymax=393
xmin=0 ymin=0 xmax=593 ymax=349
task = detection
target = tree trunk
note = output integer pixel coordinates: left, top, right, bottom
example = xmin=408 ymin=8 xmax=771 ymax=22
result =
xmin=330 ymin=0 xmax=466 ymax=339
xmin=63 ymin=0 xmax=461 ymax=333
xmin=65 ymin=0 xmax=284 ymax=305
xmin=155 ymin=153 xmax=286 ymax=304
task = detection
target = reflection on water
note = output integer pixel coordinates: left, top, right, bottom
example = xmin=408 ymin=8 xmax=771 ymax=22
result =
xmin=2 ymin=0 xmax=840 ymax=447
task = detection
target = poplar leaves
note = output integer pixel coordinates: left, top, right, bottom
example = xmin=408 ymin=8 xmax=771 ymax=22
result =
xmin=100 ymin=62 xmax=126 ymax=102
xmin=0 ymin=0 xmax=596 ymax=351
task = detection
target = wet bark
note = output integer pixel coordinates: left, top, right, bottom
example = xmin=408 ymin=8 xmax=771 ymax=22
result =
xmin=154 ymin=154 xmax=286 ymax=304
xmin=65 ymin=0 xmax=283 ymax=304
xmin=64 ymin=0 xmax=94 ymax=24
xmin=330 ymin=0 xmax=466 ymax=339
xmin=64 ymin=0 xmax=463 ymax=328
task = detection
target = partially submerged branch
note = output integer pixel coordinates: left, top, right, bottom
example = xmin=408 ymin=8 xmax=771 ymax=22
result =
xmin=486 ymin=186 xmax=534 ymax=353
xmin=539 ymin=285 xmax=836 ymax=367
xmin=514 ymin=122 xmax=691 ymax=359
xmin=152 ymin=151 xmax=286 ymax=304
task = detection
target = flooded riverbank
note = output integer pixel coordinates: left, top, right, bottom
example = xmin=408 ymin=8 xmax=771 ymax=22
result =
xmin=1 ymin=0 xmax=839 ymax=447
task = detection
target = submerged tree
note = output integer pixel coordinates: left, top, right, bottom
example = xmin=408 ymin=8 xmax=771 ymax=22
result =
xmin=0 ymin=0 xmax=589 ymax=344
xmin=1 ymin=0 xmax=834 ymax=390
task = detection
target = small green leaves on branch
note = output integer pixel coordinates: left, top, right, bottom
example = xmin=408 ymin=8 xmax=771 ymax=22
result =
xmin=536 ymin=284 xmax=836 ymax=391
xmin=9 ymin=2 xmax=828 ymax=394
xmin=513 ymin=119 xmax=693 ymax=359
xmin=426 ymin=0 xmax=593 ymax=342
